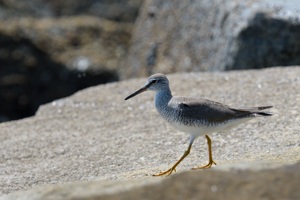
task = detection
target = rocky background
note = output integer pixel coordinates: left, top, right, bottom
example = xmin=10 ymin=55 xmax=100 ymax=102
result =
xmin=1 ymin=0 xmax=300 ymax=122
xmin=0 ymin=0 xmax=300 ymax=199
xmin=0 ymin=0 xmax=141 ymax=122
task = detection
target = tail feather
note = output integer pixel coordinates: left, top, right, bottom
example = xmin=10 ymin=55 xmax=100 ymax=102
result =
xmin=235 ymin=106 xmax=273 ymax=113
xmin=255 ymin=111 xmax=273 ymax=116
xmin=254 ymin=106 xmax=273 ymax=116
xmin=231 ymin=106 xmax=273 ymax=118
xmin=256 ymin=106 xmax=273 ymax=110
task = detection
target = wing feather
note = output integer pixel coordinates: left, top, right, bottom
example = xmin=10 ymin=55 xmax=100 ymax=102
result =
xmin=169 ymin=97 xmax=271 ymax=124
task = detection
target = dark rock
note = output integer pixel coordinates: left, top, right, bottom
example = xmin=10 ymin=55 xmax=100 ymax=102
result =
xmin=0 ymin=16 xmax=132 ymax=122
xmin=123 ymin=0 xmax=300 ymax=78
xmin=0 ymin=1 xmax=140 ymax=122
xmin=0 ymin=32 xmax=118 ymax=122
xmin=231 ymin=12 xmax=300 ymax=70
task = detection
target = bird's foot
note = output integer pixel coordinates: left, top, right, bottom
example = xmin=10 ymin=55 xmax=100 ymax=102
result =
xmin=153 ymin=167 xmax=177 ymax=176
xmin=192 ymin=160 xmax=217 ymax=170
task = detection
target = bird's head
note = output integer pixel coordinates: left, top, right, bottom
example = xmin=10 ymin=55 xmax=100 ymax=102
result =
xmin=124 ymin=73 xmax=169 ymax=100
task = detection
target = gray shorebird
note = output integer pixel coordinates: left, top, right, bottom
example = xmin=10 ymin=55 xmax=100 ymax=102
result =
xmin=125 ymin=73 xmax=272 ymax=176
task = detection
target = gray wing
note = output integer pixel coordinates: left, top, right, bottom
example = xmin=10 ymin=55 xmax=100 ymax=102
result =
xmin=169 ymin=97 xmax=269 ymax=124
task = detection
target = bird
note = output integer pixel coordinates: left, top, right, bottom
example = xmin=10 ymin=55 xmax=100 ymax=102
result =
xmin=124 ymin=73 xmax=272 ymax=176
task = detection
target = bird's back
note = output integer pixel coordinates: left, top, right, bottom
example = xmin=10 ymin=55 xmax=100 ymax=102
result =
xmin=161 ymin=96 xmax=272 ymax=128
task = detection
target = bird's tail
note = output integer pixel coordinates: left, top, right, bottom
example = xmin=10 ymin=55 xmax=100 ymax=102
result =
xmin=254 ymin=106 xmax=273 ymax=116
xmin=232 ymin=106 xmax=273 ymax=117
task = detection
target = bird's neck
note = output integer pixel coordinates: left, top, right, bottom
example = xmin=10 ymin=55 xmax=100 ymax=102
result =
xmin=154 ymin=89 xmax=172 ymax=109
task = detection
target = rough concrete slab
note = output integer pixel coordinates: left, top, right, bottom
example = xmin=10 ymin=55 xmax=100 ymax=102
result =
xmin=0 ymin=67 xmax=299 ymax=198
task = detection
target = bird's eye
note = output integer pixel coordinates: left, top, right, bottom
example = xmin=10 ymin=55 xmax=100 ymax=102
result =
xmin=151 ymin=80 xmax=158 ymax=84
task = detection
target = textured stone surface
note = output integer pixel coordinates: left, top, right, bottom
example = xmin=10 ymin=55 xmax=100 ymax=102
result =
xmin=4 ymin=162 xmax=299 ymax=200
xmin=123 ymin=0 xmax=300 ymax=78
xmin=0 ymin=67 xmax=299 ymax=198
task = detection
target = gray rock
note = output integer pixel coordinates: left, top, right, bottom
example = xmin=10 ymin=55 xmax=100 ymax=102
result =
xmin=0 ymin=0 xmax=143 ymax=22
xmin=0 ymin=67 xmax=300 ymax=198
xmin=123 ymin=0 xmax=300 ymax=78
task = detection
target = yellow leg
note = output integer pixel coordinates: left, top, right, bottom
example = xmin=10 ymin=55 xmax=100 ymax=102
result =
xmin=192 ymin=135 xmax=216 ymax=170
xmin=153 ymin=142 xmax=193 ymax=176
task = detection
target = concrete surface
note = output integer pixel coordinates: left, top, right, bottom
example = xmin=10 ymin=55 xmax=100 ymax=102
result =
xmin=0 ymin=67 xmax=299 ymax=199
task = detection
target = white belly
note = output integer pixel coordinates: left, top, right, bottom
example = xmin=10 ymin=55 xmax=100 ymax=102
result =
xmin=169 ymin=117 xmax=253 ymax=138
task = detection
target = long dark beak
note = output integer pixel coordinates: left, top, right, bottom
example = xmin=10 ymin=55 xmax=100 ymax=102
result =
xmin=124 ymin=84 xmax=149 ymax=100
